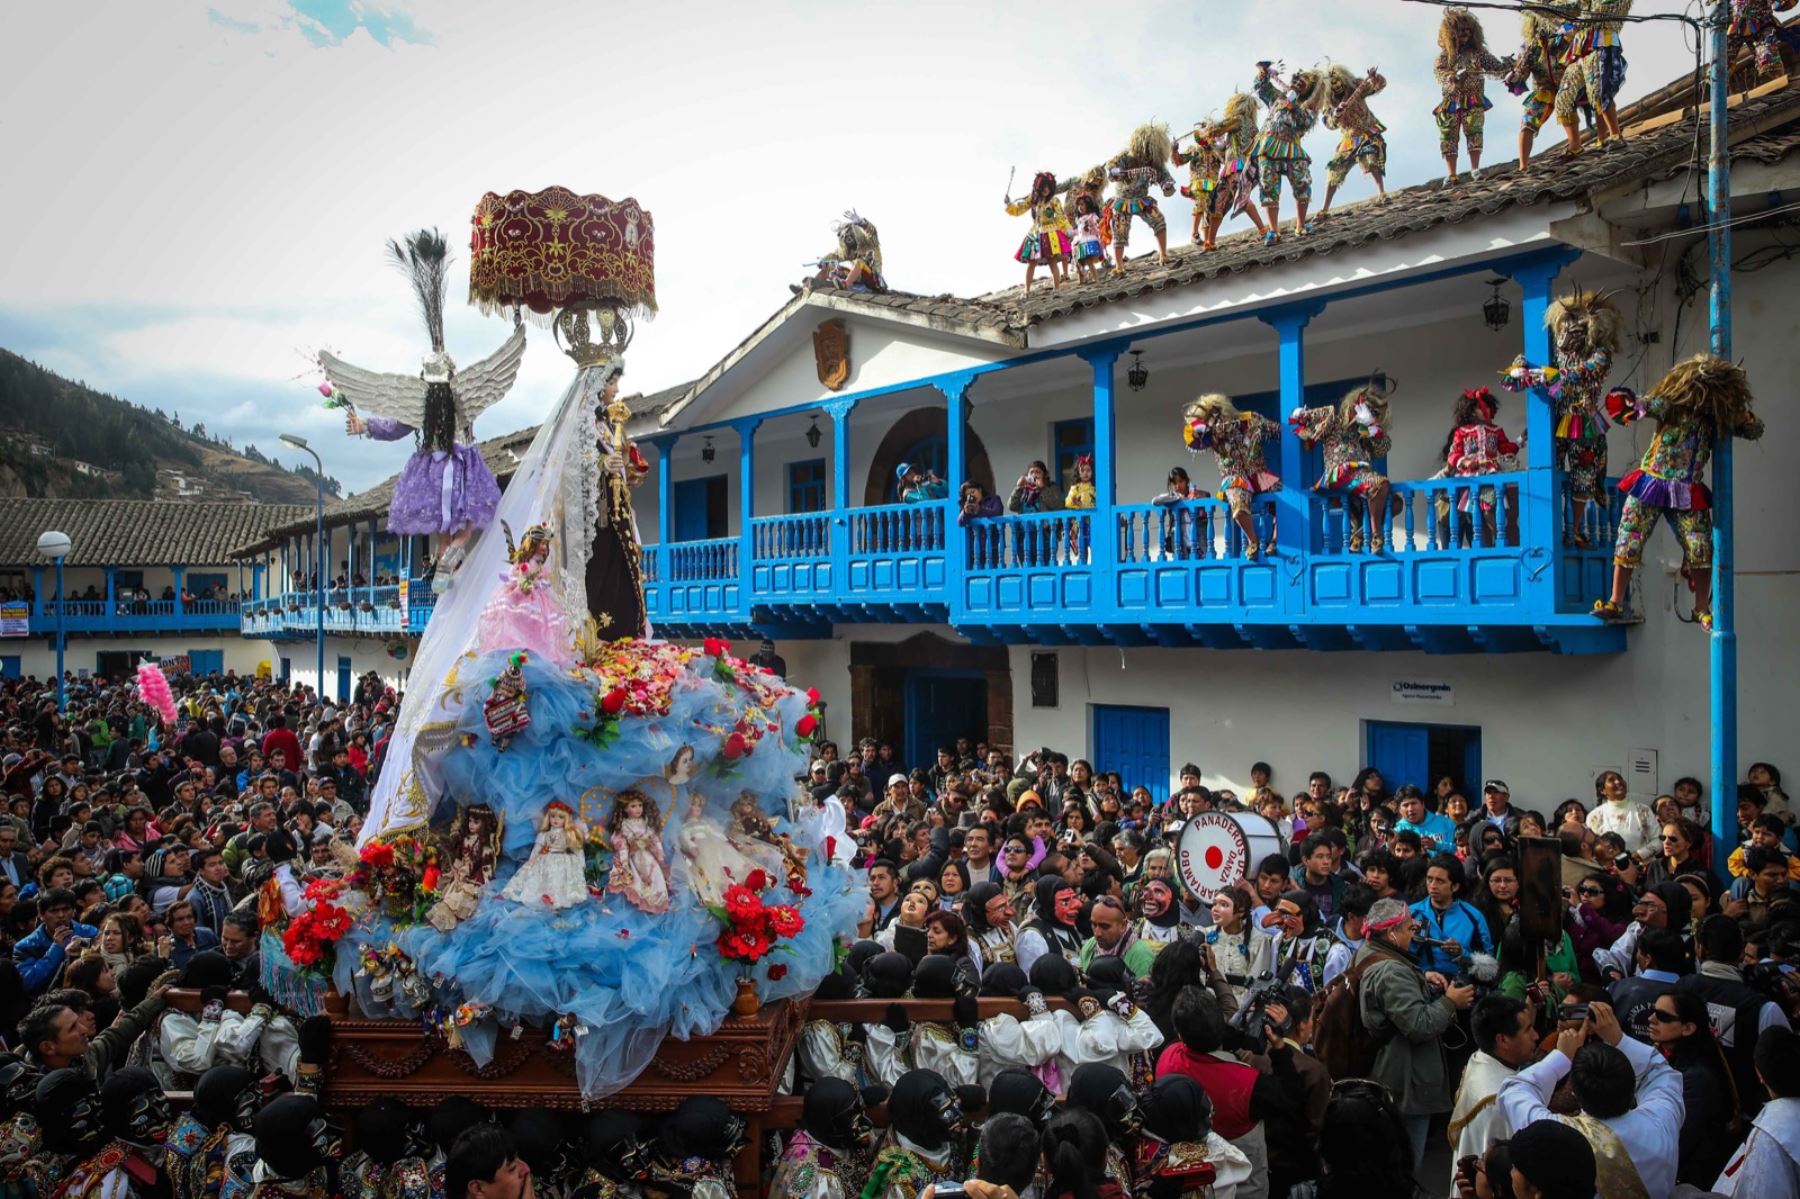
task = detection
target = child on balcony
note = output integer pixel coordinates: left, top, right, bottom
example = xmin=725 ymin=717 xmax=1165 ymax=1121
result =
xmin=1182 ymin=394 xmax=1282 ymax=559
xmin=896 ymin=462 xmax=948 ymax=504
xmin=1290 ymin=376 xmax=1395 ymax=553
xmin=1594 ymin=355 xmax=1763 ymax=628
xmin=1005 ymin=171 xmax=1073 ymax=297
xmin=1434 ymin=386 xmax=1520 ymax=547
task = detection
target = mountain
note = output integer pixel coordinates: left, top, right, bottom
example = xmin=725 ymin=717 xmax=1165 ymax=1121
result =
xmin=0 ymin=349 xmax=341 ymax=504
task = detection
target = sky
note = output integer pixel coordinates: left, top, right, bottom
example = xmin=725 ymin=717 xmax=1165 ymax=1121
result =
xmin=0 ymin=0 xmax=1706 ymax=493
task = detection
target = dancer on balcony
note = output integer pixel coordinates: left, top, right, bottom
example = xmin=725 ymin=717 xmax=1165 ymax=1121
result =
xmin=1505 ymin=7 xmax=1573 ymax=171
xmin=1435 ymin=387 xmax=1519 ymax=548
xmin=1317 ymin=64 xmax=1389 ymax=218
xmin=1595 ymin=355 xmax=1763 ymax=627
xmin=1556 ymin=0 xmax=1634 ymax=152
xmin=1182 ymin=394 xmax=1282 ymax=559
xmin=1251 ymin=61 xmax=1329 ymax=241
xmin=1005 ymin=172 xmax=1073 ymax=296
xmin=1433 ymin=7 xmax=1514 ymax=182
xmin=1500 ymin=289 xmax=1621 ymax=546
xmin=1290 ymin=377 xmax=1394 ymax=553
xmin=1106 ymin=123 xmax=1178 ymax=273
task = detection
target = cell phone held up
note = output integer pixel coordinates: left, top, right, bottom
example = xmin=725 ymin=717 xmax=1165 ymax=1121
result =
xmin=1456 ymin=1154 xmax=1481 ymax=1192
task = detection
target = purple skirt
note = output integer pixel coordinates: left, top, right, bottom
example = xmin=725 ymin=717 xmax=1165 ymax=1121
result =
xmin=385 ymin=444 xmax=501 ymax=534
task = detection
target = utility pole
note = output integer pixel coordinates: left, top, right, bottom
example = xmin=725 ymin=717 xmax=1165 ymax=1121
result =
xmin=1706 ymin=0 xmax=1735 ymax=875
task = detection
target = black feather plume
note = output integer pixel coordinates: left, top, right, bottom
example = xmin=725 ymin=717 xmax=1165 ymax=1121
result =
xmin=387 ymin=228 xmax=451 ymax=353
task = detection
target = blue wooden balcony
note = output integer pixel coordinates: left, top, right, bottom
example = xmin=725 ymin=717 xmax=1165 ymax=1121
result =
xmin=32 ymin=599 xmax=243 ymax=635
xmin=239 ymin=585 xmax=436 ymax=639
xmin=642 ymin=471 xmax=1624 ymax=653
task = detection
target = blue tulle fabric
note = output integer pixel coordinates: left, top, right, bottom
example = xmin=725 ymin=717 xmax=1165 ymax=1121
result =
xmin=331 ymin=648 xmax=864 ymax=1099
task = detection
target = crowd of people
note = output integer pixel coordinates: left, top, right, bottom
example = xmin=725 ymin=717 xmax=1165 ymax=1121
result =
xmin=1 ymin=664 xmax=1798 ymax=1199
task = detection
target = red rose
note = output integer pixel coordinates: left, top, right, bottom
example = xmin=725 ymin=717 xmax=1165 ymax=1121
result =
xmin=360 ymin=843 xmax=395 ymax=870
xmin=766 ymin=904 xmax=804 ymax=939
xmin=795 ymin=713 xmax=818 ymax=738
xmin=744 ymin=869 xmax=769 ymax=893
xmin=723 ymin=885 xmax=764 ymax=924
xmin=805 ymin=688 xmax=820 ymax=705
xmin=823 ymin=836 xmax=837 ymax=862
xmin=703 ymin=637 xmax=730 ymax=658
xmin=723 ymin=732 xmax=747 ymax=760
xmin=767 ymin=963 xmax=789 ymax=981
xmin=601 ymin=688 xmax=627 ymax=715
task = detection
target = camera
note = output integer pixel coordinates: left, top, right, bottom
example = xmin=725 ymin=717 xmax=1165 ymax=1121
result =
xmin=1564 ymin=1002 xmax=1592 ymax=1023
xmin=1229 ymin=965 xmax=1294 ymax=1041
xmin=1456 ymin=1154 xmax=1481 ymax=1192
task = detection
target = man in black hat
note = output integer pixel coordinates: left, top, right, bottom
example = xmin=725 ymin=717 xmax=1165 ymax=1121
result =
xmin=1507 ymin=1119 xmax=1596 ymax=1199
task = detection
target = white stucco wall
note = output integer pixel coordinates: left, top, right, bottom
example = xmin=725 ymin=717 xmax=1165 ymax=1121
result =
xmin=2 ymin=635 xmax=278 ymax=680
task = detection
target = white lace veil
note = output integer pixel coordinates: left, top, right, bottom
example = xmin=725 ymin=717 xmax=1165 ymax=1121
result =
xmin=360 ymin=363 xmax=607 ymax=845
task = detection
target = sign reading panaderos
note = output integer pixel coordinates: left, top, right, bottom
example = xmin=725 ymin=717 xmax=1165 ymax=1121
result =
xmin=1392 ymin=679 xmax=1454 ymax=706
xmin=0 ymin=602 xmax=27 ymax=638
xmin=1177 ymin=811 xmax=1252 ymax=902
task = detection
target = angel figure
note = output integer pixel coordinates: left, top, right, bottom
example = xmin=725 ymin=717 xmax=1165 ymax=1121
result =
xmin=320 ymin=229 xmax=528 ymax=591
xmin=501 ymin=800 xmax=589 ymax=911
xmin=606 ymin=790 xmax=672 ymax=914
xmin=478 ymin=521 xmax=574 ymax=666
xmin=677 ymin=792 xmax=772 ymax=908
xmin=427 ymin=804 xmax=501 ymax=932
xmin=665 ymin=745 xmax=697 ymax=787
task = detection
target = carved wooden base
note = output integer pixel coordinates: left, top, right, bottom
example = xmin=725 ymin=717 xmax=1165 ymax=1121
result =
xmin=321 ymin=997 xmax=805 ymax=1196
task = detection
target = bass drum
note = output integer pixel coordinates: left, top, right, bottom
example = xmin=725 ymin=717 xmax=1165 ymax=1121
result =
xmin=1176 ymin=810 xmax=1287 ymax=902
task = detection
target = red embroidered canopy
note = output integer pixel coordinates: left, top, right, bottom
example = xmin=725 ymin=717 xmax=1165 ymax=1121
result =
xmin=468 ymin=187 xmax=656 ymax=320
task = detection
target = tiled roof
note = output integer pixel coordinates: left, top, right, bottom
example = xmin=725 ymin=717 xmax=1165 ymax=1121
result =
xmin=0 ymin=498 xmax=313 ymax=567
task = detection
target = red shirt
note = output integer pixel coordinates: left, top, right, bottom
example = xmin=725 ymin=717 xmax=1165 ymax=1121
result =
xmin=1155 ymin=1042 xmax=1259 ymax=1140
xmin=260 ymin=728 xmax=303 ymax=774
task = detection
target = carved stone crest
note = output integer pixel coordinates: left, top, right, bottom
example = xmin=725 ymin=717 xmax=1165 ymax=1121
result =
xmin=812 ymin=319 xmax=849 ymax=391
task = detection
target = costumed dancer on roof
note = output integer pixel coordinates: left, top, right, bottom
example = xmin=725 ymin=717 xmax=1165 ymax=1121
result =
xmin=1106 ymin=123 xmax=1178 ymax=273
xmin=1504 ymin=6 xmax=1574 ymax=171
xmin=1433 ymin=7 xmax=1516 ymax=182
xmin=1594 ymin=355 xmax=1763 ymax=627
xmin=1171 ymin=120 xmax=1228 ymax=250
xmin=1499 ymin=289 xmax=1621 ymax=547
xmin=1005 ymin=172 xmax=1073 ymax=297
xmin=1183 ymin=394 xmax=1282 ymax=559
xmin=1317 ymin=64 xmax=1389 ymax=219
xmin=1208 ymin=92 xmax=1270 ymax=246
xmin=1069 ymin=192 xmax=1106 ymax=284
xmin=1556 ymin=0 xmax=1635 ymax=152
xmin=1730 ymin=0 xmax=1799 ymax=79
xmin=325 ymin=230 xmax=527 ymax=593
xmin=1251 ymin=60 xmax=1330 ymax=242
xmin=811 ymin=212 xmax=886 ymax=293
xmin=1290 ymin=375 xmax=1395 ymax=553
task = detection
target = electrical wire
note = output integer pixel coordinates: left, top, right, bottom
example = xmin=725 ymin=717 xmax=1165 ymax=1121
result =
xmin=1620 ymin=197 xmax=1800 ymax=244
xmin=1397 ymin=0 xmax=1706 ymax=28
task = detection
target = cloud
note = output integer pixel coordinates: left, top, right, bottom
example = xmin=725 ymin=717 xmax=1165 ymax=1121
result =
xmin=3 ymin=0 xmax=1707 ymax=490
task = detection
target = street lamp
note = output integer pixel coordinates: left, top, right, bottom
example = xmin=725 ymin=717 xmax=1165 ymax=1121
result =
xmin=280 ymin=433 xmax=328 ymax=702
xmin=36 ymin=531 xmax=71 ymax=711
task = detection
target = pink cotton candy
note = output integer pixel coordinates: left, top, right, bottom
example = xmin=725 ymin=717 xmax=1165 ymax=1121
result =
xmin=136 ymin=660 xmax=177 ymax=727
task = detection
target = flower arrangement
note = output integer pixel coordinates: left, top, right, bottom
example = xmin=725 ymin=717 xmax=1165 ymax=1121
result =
xmin=794 ymin=688 xmax=823 ymax=743
xmin=284 ymin=878 xmax=353 ymax=975
xmin=707 ymin=868 xmax=806 ymax=975
xmin=347 ymin=834 xmax=440 ymax=924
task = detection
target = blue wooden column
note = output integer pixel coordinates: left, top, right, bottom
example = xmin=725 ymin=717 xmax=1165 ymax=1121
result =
xmin=104 ymin=567 xmax=116 ymax=620
xmin=30 ymin=567 xmax=43 ymax=622
xmin=825 ymin=398 xmax=857 ymax=572
xmin=252 ymin=563 xmax=265 ymax=603
xmin=645 ymin=434 xmax=679 ymax=550
xmin=937 ymin=376 xmax=973 ymax=621
xmin=734 ymin=417 xmax=762 ymax=622
xmin=1508 ymin=250 xmax=1577 ymax=617
xmin=1260 ymin=303 xmax=1326 ymax=571
xmin=173 ymin=566 xmax=187 ymax=618
xmin=1078 ymin=350 xmax=1121 ymax=573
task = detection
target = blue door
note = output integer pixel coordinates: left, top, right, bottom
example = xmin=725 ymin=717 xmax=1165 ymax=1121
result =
xmin=188 ymin=649 xmax=224 ymax=676
xmin=279 ymin=657 xmax=291 ymax=683
xmin=904 ymin=671 xmax=986 ymax=778
xmin=1367 ymin=721 xmax=1430 ymax=795
xmin=336 ymin=656 xmax=352 ymax=705
xmin=0 ymin=657 xmax=18 ymax=680
xmin=673 ymin=476 xmax=727 ymax=542
xmin=1092 ymin=704 xmax=1171 ymax=803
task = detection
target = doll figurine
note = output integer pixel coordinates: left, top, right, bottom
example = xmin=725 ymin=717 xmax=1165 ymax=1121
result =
xmin=729 ymin=792 xmax=806 ymax=895
xmin=427 ymin=804 xmax=501 ymax=931
xmin=677 ymin=793 xmax=772 ymax=909
xmin=1556 ymin=0 xmax=1635 ymax=153
xmin=606 ymin=790 xmax=672 ymax=915
xmin=1317 ymin=65 xmax=1389 ymax=218
xmin=1005 ymin=172 xmax=1072 ymax=296
xmin=501 ymin=801 xmax=589 ymax=911
xmin=1499 ymin=288 xmax=1622 ymax=545
xmin=1183 ymin=394 xmax=1282 ymax=558
xmin=479 ymin=521 xmax=575 ymax=667
xmin=1105 ymin=123 xmax=1178 ymax=273
xmin=1290 ymin=375 xmax=1396 ymax=553
xmin=1433 ymin=8 xmax=1514 ymax=181
xmin=1504 ymin=7 xmax=1573 ymax=171
xmin=1252 ymin=61 xmax=1330 ymax=241
xmin=1595 ymin=355 xmax=1762 ymax=627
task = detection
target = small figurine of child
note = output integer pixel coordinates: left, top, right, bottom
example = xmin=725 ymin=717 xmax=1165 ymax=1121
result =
xmin=1070 ymin=194 xmax=1105 ymax=284
xmin=1433 ymin=7 xmax=1515 ymax=181
xmin=606 ymin=790 xmax=671 ymax=914
xmin=1005 ymin=172 xmax=1073 ymax=297
xmin=478 ymin=521 xmax=574 ymax=667
xmin=501 ymin=800 xmax=589 ymax=911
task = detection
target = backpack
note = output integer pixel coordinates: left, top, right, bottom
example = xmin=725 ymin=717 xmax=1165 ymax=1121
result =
xmin=1311 ymin=951 xmax=1387 ymax=1079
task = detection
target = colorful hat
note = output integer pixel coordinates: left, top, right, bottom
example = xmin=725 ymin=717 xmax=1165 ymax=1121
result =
xmin=895 ymin=463 xmax=914 ymax=481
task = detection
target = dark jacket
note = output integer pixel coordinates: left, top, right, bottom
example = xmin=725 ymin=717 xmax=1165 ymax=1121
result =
xmin=26 ymin=989 xmax=166 ymax=1082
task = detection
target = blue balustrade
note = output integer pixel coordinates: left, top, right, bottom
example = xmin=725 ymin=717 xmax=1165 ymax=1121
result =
xmin=662 ymin=536 xmax=741 ymax=624
xmin=33 ymin=598 xmax=242 ymax=634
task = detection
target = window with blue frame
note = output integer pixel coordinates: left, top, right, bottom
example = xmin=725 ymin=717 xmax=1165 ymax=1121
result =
xmin=1051 ymin=418 xmax=1093 ymax=485
xmin=890 ymin=436 xmax=947 ymax=501
xmin=787 ymin=459 xmax=827 ymax=513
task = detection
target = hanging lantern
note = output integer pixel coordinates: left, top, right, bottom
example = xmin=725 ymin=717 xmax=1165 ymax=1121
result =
xmin=1482 ymin=278 xmax=1511 ymax=332
xmin=702 ymin=436 xmax=716 ymax=464
xmin=1127 ymin=350 xmax=1149 ymax=392
xmin=805 ymin=416 xmax=822 ymax=449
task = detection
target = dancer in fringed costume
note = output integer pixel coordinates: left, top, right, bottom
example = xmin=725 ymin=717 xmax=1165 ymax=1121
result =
xmin=1056 ymin=164 xmax=1112 ymax=258
xmin=812 ymin=212 xmax=887 ymax=293
xmin=1504 ymin=6 xmax=1575 ymax=171
xmin=1171 ymin=121 xmax=1228 ymax=248
xmin=1556 ymin=0 xmax=1635 ymax=152
xmin=1106 ymin=123 xmax=1178 ymax=272
xmin=1251 ymin=61 xmax=1330 ymax=241
xmin=1730 ymin=0 xmax=1799 ymax=80
xmin=1499 ymin=289 xmax=1621 ymax=547
xmin=1214 ymin=92 xmax=1270 ymax=243
xmin=325 ymin=230 xmax=527 ymax=592
xmin=1317 ymin=64 xmax=1389 ymax=218
xmin=1183 ymin=394 xmax=1282 ymax=558
xmin=1432 ymin=7 xmax=1515 ymax=182
xmin=1005 ymin=172 xmax=1073 ymax=296
xmin=1069 ymin=193 xmax=1106 ymax=284
xmin=1594 ymin=355 xmax=1763 ymax=627
xmin=1290 ymin=376 xmax=1395 ymax=553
